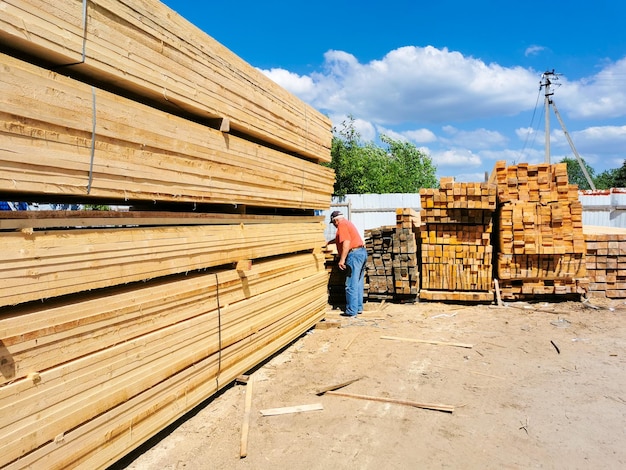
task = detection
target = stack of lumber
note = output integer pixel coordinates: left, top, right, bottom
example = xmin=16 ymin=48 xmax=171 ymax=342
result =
xmin=419 ymin=180 xmax=496 ymax=302
xmin=0 ymin=1 xmax=334 ymax=469
xmin=492 ymin=161 xmax=587 ymax=299
xmin=324 ymin=247 xmax=348 ymax=308
xmin=364 ymin=225 xmax=396 ymax=300
xmin=392 ymin=208 xmax=420 ymax=297
xmin=583 ymin=226 xmax=626 ymax=298
xmin=0 ymin=51 xmax=333 ymax=208
xmin=363 ymin=209 xmax=420 ymax=301
xmin=0 ymin=0 xmax=331 ymax=164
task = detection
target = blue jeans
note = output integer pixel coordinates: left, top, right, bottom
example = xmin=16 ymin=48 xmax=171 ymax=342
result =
xmin=345 ymin=247 xmax=367 ymax=316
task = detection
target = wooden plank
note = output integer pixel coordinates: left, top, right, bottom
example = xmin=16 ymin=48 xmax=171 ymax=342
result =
xmin=324 ymin=391 xmax=454 ymax=413
xmin=0 ymin=211 xmax=322 ymax=230
xmin=315 ymin=377 xmax=364 ymax=396
xmin=0 ymin=274 xmax=328 ymax=465
xmin=0 ymin=221 xmax=325 ymax=307
xmin=259 ymin=403 xmax=324 ymax=417
xmin=0 ymin=53 xmax=334 ymax=209
xmin=0 ymin=253 xmax=325 ymax=385
xmin=5 ymin=302 xmax=325 ymax=469
xmin=240 ymin=377 xmax=253 ymax=458
xmin=0 ymin=0 xmax=331 ymax=162
xmin=380 ymin=336 xmax=473 ymax=349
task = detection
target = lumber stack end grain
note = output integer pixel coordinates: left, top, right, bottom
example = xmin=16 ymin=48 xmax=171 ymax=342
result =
xmin=492 ymin=161 xmax=587 ymax=300
xmin=418 ymin=181 xmax=496 ymax=301
xmin=583 ymin=226 xmax=626 ymax=298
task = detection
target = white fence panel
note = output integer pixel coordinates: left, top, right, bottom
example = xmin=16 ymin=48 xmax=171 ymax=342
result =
xmin=323 ymin=193 xmax=422 ymax=241
xmin=579 ymin=189 xmax=626 ymax=228
xmin=322 ymin=190 xmax=626 ymax=244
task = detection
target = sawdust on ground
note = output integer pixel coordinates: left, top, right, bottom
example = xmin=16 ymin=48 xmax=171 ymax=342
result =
xmin=111 ymin=296 xmax=626 ymax=470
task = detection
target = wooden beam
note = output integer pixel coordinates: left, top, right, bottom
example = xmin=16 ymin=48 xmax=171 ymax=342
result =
xmin=240 ymin=377 xmax=253 ymax=458
xmin=381 ymin=336 xmax=473 ymax=349
xmin=259 ymin=403 xmax=324 ymax=417
xmin=0 ymin=221 xmax=325 ymax=307
xmin=0 ymin=53 xmax=335 ymax=209
xmin=0 ymin=0 xmax=332 ymax=162
xmin=324 ymin=391 xmax=454 ymax=413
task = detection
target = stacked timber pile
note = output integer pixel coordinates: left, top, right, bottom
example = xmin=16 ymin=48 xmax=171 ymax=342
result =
xmin=324 ymin=246 xmax=348 ymax=308
xmin=0 ymin=1 xmax=333 ymax=469
xmin=419 ymin=179 xmax=496 ymax=302
xmin=363 ymin=209 xmax=419 ymax=302
xmin=492 ymin=161 xmax=587 ymax=299
xmin=583 ymin=226 xmax=626 ymax=299
xmin=392 ymin=209 xmax=421 ymax=298
xmin=364 ymin=225 xmax=396 ymax=300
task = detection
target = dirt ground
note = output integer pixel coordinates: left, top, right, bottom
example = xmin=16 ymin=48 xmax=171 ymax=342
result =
xmin=111 ymin=295 xmax=626 ymax=470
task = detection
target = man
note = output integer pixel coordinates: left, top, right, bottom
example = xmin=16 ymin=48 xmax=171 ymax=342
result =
xmin=325 ymin=210 xmax=367 ymax=317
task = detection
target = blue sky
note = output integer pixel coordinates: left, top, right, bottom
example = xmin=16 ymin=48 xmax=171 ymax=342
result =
xmin=161 ymin=0 xmax=626 ymax=182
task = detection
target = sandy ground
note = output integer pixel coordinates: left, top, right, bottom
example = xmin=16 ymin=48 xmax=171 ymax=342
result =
xmin=111 ymin=296 xmax=626 ymax=470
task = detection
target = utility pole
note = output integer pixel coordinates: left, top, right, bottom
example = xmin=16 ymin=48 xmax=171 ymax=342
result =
xmin=539 ymin=70 xmax=596 ymax=190
xmin=541 ymin=70 xmax=554 ymax=164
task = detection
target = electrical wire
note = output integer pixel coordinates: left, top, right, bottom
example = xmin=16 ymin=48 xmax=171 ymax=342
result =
xmin=517 ymin=84 xmax=543 ymax=162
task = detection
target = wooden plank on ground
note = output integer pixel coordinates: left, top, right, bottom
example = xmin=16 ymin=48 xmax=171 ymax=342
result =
xmin=380 ymin=336 xmax=473 ymax=349
xmin=259 ymin=403 xmax=324 ymax=417
xmin=325 ymin=391 xmax=454 ymax=413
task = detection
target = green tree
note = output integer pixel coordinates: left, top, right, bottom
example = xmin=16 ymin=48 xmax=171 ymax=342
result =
xmin=380 ymin=135 xmax=438 ymax=192
xmin=561 ymin=156 xmax=596 ymax=190
xmin=593 ymin=168 xmax=617 ymax=189
xmin=611 ymin=160 xmax=626 ymax=188
xmin=327 ymin=116 xmax=437 ymax=196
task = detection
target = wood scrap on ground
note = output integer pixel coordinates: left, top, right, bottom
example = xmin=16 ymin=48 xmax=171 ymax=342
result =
xmin=259 ymin=403 xmax=324 ymax=417
xmin=381 ymin=336 xmax=473 ymax=349
xmin=324 ymin=391 xmax=454 ymax=413
xmin=240 ymin=377 xmax=253 ymax=458
xmin=315 ymin=377 xmax=364 ymax=396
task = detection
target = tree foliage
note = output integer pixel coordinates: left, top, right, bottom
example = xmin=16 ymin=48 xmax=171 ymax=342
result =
xmin=563 ymin=157 xmax=626 ymax=190
xmin=561 ymin=157 xmax=596 ymax=190
xmin=327 ymin=116 xmax=438 ymax=196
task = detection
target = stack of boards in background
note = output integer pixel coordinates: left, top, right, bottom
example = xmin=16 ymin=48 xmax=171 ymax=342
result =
xmin=358 ymin=162 xmax=596 ymax=303
xmin=492 ymin=161 xmax=587 ymax=299
xmin=0 ymin=0 xmax=334 ymax=469
xmin=418 ymin=180 xmax=496 ymax=302
xmin=583 ymin=226 xmax=626 ymax=299
xmin=363 ymin=225 xmax=396 ymax=300
xmin=363 ymin=209 xmax=420 ymax=301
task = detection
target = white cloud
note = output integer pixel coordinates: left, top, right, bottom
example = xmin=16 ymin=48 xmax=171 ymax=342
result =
xmin=441 ymin=126 xmax=508 ymax=149
xmin=376 ymin=126 xmax=437 ymax=144
xmin=403 ymin=128 xmax=437 ymax=143
xmin=525 ymin=45 xmax=546 ymax=57
xmin=262 ymin=45 xmax=539 ymax=125
xmin=260 ymin=68 xmax=317 ymax=102
xmin=261 ymin=47 xmax=626 ymax=177
xmin=556 ymin=57 xmax=626 ymax=120
xmin=432 ymin=148 xmax=482 ymax=168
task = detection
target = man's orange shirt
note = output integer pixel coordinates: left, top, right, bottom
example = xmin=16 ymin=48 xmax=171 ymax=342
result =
xmin=335 ymin=219 xmax=364 ymax=257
